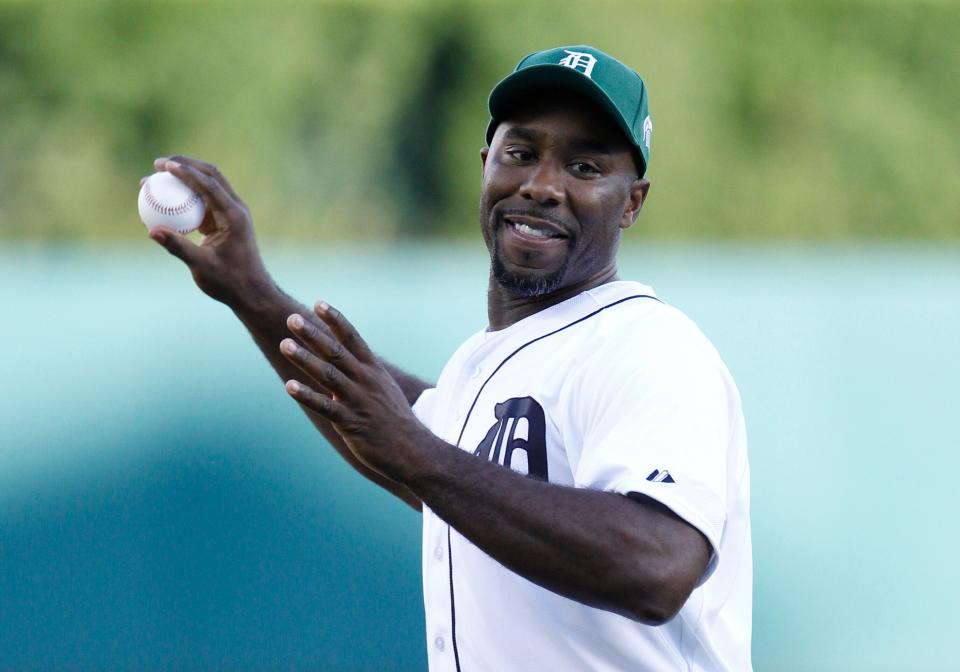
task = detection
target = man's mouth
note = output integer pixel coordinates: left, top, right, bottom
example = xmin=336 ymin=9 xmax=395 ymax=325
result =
xmin=502 ymin=215 xmax=568 ymax=241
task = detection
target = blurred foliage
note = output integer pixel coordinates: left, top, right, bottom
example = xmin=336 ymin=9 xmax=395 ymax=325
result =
xmin=0 ymin=0 xmax=957 ymax=242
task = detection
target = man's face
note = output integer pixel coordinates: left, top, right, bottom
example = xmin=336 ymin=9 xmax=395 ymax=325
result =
xmin=479 ymin=93 xmax=649 ymax=298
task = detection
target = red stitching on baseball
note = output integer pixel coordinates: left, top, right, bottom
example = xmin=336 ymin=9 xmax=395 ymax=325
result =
xmin=144 ymin=180 xmax=203 ymax=216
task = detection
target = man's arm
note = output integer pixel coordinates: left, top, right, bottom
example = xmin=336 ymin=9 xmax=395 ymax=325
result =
xmin=282 ymin=302 xmax=712 ymax=623
xmin=147 ymin=156 xmax=428 ymax=511
xmin=408 ymin=442 xmax=709 ymax=624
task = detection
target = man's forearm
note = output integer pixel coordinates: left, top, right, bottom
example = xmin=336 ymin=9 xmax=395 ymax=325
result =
xmin=230 ymin=280 xmax=426 ymax=511
xmin=402 ymin=432 xmax=709 ymax=623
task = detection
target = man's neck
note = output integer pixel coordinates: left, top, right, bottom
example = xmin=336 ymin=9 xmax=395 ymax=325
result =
xmin=486 ymin=267 xmax=620 ymax=331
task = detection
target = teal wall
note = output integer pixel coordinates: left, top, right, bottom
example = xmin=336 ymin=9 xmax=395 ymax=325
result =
xmin=2 ymin=243 xmax=957 ymax=670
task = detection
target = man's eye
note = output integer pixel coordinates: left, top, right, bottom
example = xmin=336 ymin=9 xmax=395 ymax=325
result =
xmin=505 ymin=149 xmax=534 ymax=162
xmin=571 ymin=162 xmax=600 ymax=175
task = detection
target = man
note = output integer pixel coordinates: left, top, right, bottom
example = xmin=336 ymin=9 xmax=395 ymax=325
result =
xmin=149 ymin=45 xmax=752 ymax=671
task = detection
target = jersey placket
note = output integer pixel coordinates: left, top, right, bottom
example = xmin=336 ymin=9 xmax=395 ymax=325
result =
xmin=425 ymin=334 xmax=505 ymax=672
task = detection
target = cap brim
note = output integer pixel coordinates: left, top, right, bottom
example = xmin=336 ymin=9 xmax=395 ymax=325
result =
xmin=486 ymin=64 xmax=646 ymax=176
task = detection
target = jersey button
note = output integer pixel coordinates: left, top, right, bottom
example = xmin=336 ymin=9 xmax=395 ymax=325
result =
xmin=470 ymin=366 xmax=482 ymax=379
xmin=434 ymin=636 xmax=445 ymax=652
xmin=434 ymin=545 xmax=444 ymax=561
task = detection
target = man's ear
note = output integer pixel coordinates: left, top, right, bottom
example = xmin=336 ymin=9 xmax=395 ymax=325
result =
xmin=620 ymin=178 xmax=651 ymax=230
xmin=480 ymin=147 xmax=489 ymax=172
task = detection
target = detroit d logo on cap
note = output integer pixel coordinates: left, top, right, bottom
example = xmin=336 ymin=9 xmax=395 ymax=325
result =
xmin=558 ymin=50 xmax=597 ymax=78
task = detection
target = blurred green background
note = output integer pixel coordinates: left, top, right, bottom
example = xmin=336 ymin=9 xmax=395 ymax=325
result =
xmin=2 ymin=1 xmax=959 ymax=670
xmin=2 ymin=0 xmax=959 ymax=242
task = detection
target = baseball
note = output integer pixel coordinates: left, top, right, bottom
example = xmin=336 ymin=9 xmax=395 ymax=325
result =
xmin=138 ymin=171 xmax=206 ymax=233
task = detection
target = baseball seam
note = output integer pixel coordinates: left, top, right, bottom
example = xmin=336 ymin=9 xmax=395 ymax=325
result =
xmin=144 ymin=180 xmax=203 ymax=216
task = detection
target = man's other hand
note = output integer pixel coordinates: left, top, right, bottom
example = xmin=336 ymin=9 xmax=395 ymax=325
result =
xmin=280 ymin=301 xmax=430 ymax=481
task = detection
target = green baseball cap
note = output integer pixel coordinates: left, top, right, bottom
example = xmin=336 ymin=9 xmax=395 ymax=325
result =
xmin=486 ymin=45 xmax=652 ymax=177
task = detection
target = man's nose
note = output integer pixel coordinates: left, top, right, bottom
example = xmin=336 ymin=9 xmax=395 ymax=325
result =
xmin=519 ymin=161 xmax=564 ymax=207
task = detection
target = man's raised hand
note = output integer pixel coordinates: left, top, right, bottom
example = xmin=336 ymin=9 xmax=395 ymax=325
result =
xmin=281 ymin=301 xmax=429 ymax=480
xmin=146 ymin=156 xmax=270 ymax=305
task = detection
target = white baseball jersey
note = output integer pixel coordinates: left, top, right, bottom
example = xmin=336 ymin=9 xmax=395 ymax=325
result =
xmin=412 ymin=280 xmax=752 ymax=672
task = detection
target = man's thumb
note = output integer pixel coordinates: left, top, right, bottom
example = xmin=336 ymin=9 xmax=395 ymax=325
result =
xmin=149 ymin=226 xmax=199 ymax=265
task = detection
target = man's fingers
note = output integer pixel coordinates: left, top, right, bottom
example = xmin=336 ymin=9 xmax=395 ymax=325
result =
xmin=314 ymin=302 xmax=376 ymax=364
xmin=148 ymin=225 xmax=203 ymax=266
xmin=280 ymin=338 xmax=359 ymax=400
xmin=285 ymin=380 xmax=350 ymax=424
xmin=154 ymin=155 xmax=218 ymax=176
xmin=162 ymin=161 xmax=240 ymax=216
xmin=154 ymin=155 xmax=242 ymax=200
xmin=286 ymin=313 xmax=358 ymax=372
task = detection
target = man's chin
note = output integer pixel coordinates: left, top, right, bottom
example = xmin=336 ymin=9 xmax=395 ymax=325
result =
xmin=491 ymin=254 xmax=568 ymax=298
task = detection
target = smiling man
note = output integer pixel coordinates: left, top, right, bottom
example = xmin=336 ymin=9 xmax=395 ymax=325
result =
xmin=148 ymin=45 xmax=753 ymax=671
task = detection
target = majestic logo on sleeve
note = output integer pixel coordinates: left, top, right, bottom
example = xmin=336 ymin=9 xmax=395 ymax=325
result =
xmin=474 ymin=397 xmax=549 ymax=481
xmin=646 ymin=469 xmax=675 ymax=484
xmin=557 ymin=50 xmax=597 ymax=78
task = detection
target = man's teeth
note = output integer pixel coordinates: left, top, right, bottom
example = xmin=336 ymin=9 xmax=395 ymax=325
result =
xmin=510 ymin=221 xmax=554 ymax=238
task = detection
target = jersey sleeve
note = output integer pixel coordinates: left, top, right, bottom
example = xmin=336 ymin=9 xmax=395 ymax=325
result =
xmin=571 ymin=314 xmax=736 ymax=582
xmin=411 ymin=387 xmax=439 ymax=428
